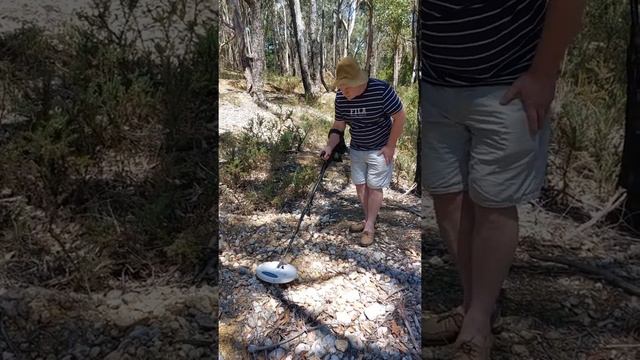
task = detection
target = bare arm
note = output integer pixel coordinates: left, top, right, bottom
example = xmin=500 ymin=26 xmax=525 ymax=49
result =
xmin=378 ymin=109 xmax=406 ymax=164
xmin=387 ymin=109 xmax=406 ymax=149
xmin=501 ymin=0 xmax=586 ymax=134
xmin=321 ymin=120 xmax=347 ymax=159
xmin=529 ymin=0 xmax=587 ymax=78
xmin=326 ymin=120 xmax=347 ymax=149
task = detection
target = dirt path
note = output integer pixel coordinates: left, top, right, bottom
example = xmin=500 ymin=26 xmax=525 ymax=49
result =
xmin=0 ymin=0 xmax=90 ymax=32
xmin=219 ymin=79 xmax=334 ymax=134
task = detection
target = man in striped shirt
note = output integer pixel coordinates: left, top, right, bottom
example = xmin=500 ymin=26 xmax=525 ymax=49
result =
xmin=419 ymin=1 xmax=586 ymax=358
xmin=321 ymin=56 xmax=406 ymax=246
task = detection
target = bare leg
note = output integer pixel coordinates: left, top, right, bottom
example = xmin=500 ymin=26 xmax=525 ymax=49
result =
xmin=364 ymin=186 xmax=383 ymax=232
xmin=432 ymin=192 xmax=475 ymax=311
xmin=457 ymin=204 xmax=518 ymax=341
xmin=355 ymin=184 xmax=368 ymax=223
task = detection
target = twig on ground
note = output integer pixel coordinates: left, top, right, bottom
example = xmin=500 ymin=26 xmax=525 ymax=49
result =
xmin=47 ymin=219 xmax=92 ymax=296
xmin=401 ymin=183 xmax=417 ymax=197
xmin=563 ymin=190 xmax=626 ymax=241
xmin=530 ymin=254 xmax=640 ymax=296
xmin=0 ymin=313 xmax=18 ymax=355
xmin=397 ymin=300 xmax=420 ymax=353
xmin=247 ymin=325 xmax=324 ymax=353
xmin=384 ymin=287 xmax=407 ymax=301
xmin=539 ymin=338 xmax=555 ymax=360
xmin=387 ymin=204 xmax=424 ymax=218
xmin=603 ymin=344 xmax=640 ymax=349
xmin=107 ymin=200 xmax=121 ymax=234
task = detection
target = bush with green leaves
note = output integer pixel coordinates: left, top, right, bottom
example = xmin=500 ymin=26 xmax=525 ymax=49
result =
xmin=551 ymin=0 xmax=628 ymax=203
xmin=220 ymin=112 xmax=319 ymax=211
xmin=0 ymin=0 xmax=217 ymax=290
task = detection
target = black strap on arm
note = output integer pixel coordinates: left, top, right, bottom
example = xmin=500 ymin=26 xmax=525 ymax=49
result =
xmin=324 ymin=128 xmax=347 ymax=162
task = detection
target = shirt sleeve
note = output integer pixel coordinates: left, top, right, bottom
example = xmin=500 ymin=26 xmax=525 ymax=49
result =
xmin=381 ymin=84 xmax=403 ymax=116
xmin=334 ymin=95 xmax=345 ymax=121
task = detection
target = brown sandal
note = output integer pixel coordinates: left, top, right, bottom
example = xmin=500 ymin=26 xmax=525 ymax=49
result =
xmin=360 ymin=231 xmax=374 ymax=246
xmin=348 ymin=222 xmax=366 ymax=233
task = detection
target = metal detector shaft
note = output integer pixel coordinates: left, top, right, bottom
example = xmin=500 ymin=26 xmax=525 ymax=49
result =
xmin=277 ymin=159 xmax=330 ymax=267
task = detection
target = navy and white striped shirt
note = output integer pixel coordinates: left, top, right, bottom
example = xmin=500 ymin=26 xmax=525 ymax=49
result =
xmin=335 ymin=79 xmax=403 ymax=151
xmin=419 ymin=0 xmax=548 ymax=87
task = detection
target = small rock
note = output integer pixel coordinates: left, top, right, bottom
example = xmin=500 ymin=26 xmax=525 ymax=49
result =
xmin=345 ymin=333 xmax=364 ymax=349
xmin=103 ymin=351 xmax=122 ymax=360
xmin=568 ymin=297 xmax=580 ymax=306
xmin=342 ymin=290 xmax=360 ymax=302
xmin=189 ymin=348 xmax=205 ymax=358
xmin=576 ymin=312 xmax=591 ymax=326
xmin=89 ymin=347 xmax=101 ymax=358
xmin=133 ymin=298 xmax=163 ymax=313
xmin=322 ymin=334 xmax=336 ymax=352
xmin=512 ymin=344 xmax=529 ymax=357
xmin=191 ymin=295 xmax=213 ymax=313
xmin=546 ymin=330 xmax=562 ymax=340
xmin=377 ymin=327 xmax=388 ymax=337
xmin=0 ymin=301 xmax=17 ymax=317
xmin=335 ymin=339 xmax=348 ymax=352
xmin=520 ymin=331 xmax=536 ymax=341
xmin=428 ymin=256 xmax=444 ymax=267
xmin=122 ymin=293 xmax=140 ymax=305
xmin=105 ymin=298 xmax=122 ymax=309
xmin=135 ymin=347 xmax=146 ymax=357
xmin=311 ymin=340 xmax=326 ymax=358
xmin=269 ymin=348 xmax=286 ymax=360
xmin=0 ymin=290 xmax=21 ymax=300
xmin=72 ymin=345 xmax=90 ymax=358
xmin=106 ymin=289 xmax=123 ymax=299
xmin=335 ymin=311 xmax=352 ymax=325
xmin=128 ymin=325 xmax=150 ymax=339
xmin=126 ymin=345 xmax=137 ymax=355
xmin=2 ymin=352 xmax=15 ymax=360
xmin=247 ymin=316 xmax=257 ymax=328
xmin=294 ymin=343 xmax=310 ymax=354
xmin=372 ymin=252 xmax=385 ymax=262
xmin=364 ymin=303 xmax=386 ymax=320
xmin=180 ymin=344 xmax=195 ymax=354
xmin=194 ymin=313 xmax=216 ymax=330
xmin=112 ymin=308 xmax=144 ymax=327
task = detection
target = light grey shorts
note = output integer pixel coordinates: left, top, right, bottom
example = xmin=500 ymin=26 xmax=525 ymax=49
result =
xmin=350 ymin=149 xmax=394 ymax=189
xmin=420 ymin=81 xmax=550 ymax=208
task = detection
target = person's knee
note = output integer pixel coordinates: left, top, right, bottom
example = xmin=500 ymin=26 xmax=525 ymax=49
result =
xmin=432 ymin=191 xmax=465 ymax=203
xmin=365 ymin=184 xmax=384 ymax=192
xmin=365 ymin=179 xmax=388 ymax=191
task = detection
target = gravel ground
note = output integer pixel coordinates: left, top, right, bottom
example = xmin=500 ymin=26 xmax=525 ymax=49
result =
xmin=219 ymin=156 xmax=422 ymax=359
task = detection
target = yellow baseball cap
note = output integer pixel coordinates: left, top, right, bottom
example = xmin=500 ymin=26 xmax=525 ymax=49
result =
xmin=333 ymin=56 xmax=368 ymax=89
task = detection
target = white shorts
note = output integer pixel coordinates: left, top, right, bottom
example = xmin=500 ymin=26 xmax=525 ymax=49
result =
xmin=420 ymin=81 xmax=550 ymax=207
xmin=350 ymin=149 xmax=394 ymax=189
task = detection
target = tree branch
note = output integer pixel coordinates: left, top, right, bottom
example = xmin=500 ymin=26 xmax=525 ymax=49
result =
xmin=563 ymin=189 xmax=627 ymax=241
xmin=530 ymin=254 xmax=640 ymax=296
